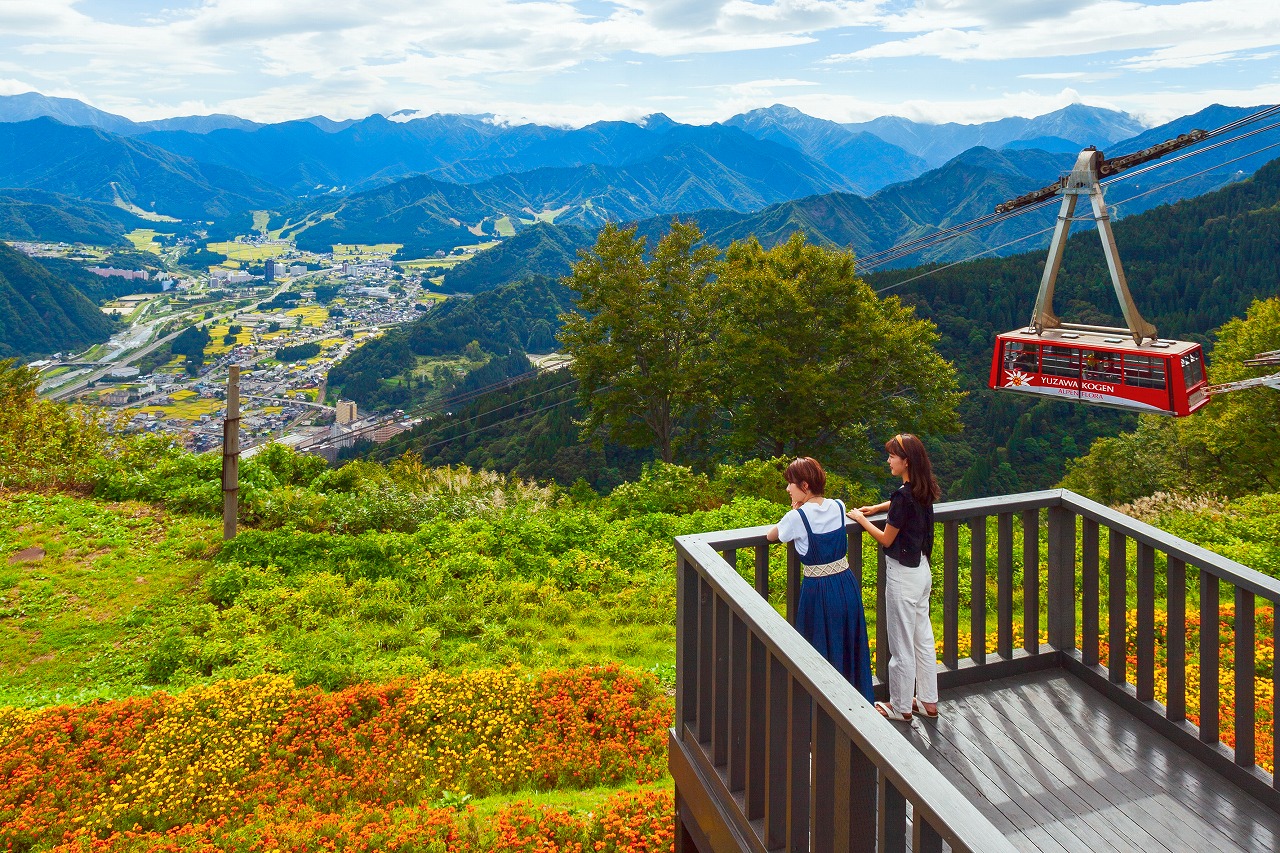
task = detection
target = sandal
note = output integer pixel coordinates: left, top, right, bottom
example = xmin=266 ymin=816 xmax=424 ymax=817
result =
xmin=912 ymin=697 xmax=939 ymax=718
xmin=875 ymin=701 xmax=911 ymax=722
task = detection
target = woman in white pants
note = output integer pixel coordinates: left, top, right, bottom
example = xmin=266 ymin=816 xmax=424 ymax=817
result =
xmin=846 ymin=433 xmax=940 ymax=722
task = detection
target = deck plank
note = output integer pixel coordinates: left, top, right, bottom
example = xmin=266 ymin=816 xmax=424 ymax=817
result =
xmin=893 ymin=668 xmax=1280 ymax=853
xmin=980 ymin=676 xmax=1236 ymax=853
xmin=1030 ymin=669 xmax=1280 ymax=849
xmin=943 ymin=689 xmax=1180 ymax=853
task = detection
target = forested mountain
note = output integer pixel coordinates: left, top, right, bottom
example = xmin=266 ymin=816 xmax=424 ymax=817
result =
xmin=0 ymin=242 xmax=116 ymax=358
xmin=439 ymin=224 xmax=593 ymax=293
xmin=0 ymin=118 xmax=287 ymax=220
xmin=0 ymin=189 xmax=151 ymax=245
xmin=282 ymin=128 xmax=857 ymax=251
xmin=357 ymin=367 xmax=652 ymax=491
xmin=327 ymin=275 xmax=574 ymax=411
xmin=413 ymin=147 xmax=1079 ymax=291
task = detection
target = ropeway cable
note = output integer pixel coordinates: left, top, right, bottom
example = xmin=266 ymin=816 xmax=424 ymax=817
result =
xmin=850 ymin=104 xmax=1280 ymax=273
xmin=870 ymin=135 xmax=1280 ymax=295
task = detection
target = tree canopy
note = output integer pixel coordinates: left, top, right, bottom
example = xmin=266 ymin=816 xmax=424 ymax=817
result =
xmin=558 ymin=220 xmax=719 ymax=464
xmin=559 ymin=223 xmax=961 ymax=473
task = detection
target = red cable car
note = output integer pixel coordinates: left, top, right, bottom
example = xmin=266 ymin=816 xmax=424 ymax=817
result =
xmin=986 ymin=145 xmax=1211 ymax=417
xmin=990 ymin=328 xmax=1209 ymax=416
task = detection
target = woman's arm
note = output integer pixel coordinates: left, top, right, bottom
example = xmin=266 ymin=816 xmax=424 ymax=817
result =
xmin=856 ymin=501 xmax=891 ymax=515
xmin=846 ymin=507 xmax=900 ymax=548
xmin=766 ymin=525 xmax=780 ymax=542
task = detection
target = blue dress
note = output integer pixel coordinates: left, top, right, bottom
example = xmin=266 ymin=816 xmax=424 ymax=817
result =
xmin=795 ymin=503 xmax=875 ymax=703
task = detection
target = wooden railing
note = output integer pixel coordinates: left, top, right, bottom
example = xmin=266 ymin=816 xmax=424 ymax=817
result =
xmin=671 ymin=489 xmax=1280 ymax=853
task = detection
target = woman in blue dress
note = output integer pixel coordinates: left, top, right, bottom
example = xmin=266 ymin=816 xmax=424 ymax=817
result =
xmin=767 ymin=457 xmax=875 ymax=703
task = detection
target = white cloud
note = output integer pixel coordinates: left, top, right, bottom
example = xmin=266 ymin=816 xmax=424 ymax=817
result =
xmin=0 ymin=0 xmax=1274 ymax=126
xmin=829 ymin=0 xmax=1280 ymax=64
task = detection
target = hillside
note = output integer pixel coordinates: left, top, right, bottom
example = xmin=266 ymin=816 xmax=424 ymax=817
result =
xmin=439 ymin=223 xmax=593 ymax=293
xmin=326 ymin=275 xmax=575 ymax=411
xmin=417 ymin=147 xmax=1077 ymax=290
xmin=0 ymin=189 xmax=150 ymax=245
xmin=0 ymin=118 xmax=287 ymax=220
xmin=285 ymin=126 xmax=858 ymax=252
xmin=0 ymin=242 xmax=115 ymax=358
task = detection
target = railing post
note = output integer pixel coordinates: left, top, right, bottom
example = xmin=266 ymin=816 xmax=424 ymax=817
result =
xmin=1166 ymin=556 xmax=1187 ymax=722
xmin=754 ymin=544 xmax=770 ymax=598
xmin=943 ymin=521 xmax=959 ymax=669
xmin=877 ymin=774 xmax=906 ymax=853
xmin=876 ymin=547 xmax=889 ymax=684
xmin=1235 ymin=587 xmax=1256 ymax=768
xmin=787 ymin=543 xmax=801 ymax=625
xmin=1046 ymin=504 xmax=1077 ymax=651
xmin=997 ymin=512 xmax=1014 ymax=660
xmin=970 ymin=517 xmax=987 ymax=666
xmin=1021 ymin=509 xmax=1040 ymax=653
xmin=1199 ymin=570 xmax=1220 ymax=744
xmin=676 ymin=554 xmax=699 ymax=732
xmin=1081 ymin=517 xmax=1100 ymax=668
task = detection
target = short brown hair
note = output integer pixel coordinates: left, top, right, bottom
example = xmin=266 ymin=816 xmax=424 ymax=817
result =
xmin=784 ymin=457 xmax=826 ymax=495
xmin=885 ymin=433 xmax=940 ymax=505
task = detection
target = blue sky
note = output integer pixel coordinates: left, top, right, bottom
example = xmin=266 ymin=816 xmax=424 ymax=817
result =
xmin=1 ymin=0 xmax=1277 ymax=127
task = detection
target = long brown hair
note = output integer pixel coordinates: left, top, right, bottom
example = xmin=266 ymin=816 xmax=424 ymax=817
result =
xmin=885 ymin=433 xmax=939 ymax=505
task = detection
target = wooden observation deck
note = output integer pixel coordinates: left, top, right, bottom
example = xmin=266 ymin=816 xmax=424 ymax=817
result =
xmin=671 ymin=490 xmax=1280 ymax=852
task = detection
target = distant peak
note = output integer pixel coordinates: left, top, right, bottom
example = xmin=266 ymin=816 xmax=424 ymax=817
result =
xmin=638 ymin=113 xmax=677 ymax=130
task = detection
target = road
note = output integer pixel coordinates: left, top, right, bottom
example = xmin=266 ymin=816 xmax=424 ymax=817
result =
xmin=47 ymin=280 xmax=296 ymax=402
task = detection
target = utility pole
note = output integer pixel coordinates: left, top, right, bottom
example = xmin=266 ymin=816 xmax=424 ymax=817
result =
xmin=222 ymin=365 xmax=240 ymax=540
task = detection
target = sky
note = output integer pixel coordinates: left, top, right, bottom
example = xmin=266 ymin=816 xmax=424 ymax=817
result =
xmin=1 ymin=0 xmax=1278 ymax=129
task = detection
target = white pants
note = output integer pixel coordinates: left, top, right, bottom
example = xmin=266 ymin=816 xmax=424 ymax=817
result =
xmin=885 ymin=554 xmax=939 ymax=711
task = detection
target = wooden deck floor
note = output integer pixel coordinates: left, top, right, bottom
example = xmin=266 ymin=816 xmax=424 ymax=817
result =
xmin=900 ymin=668 xmax=1280 ymax=853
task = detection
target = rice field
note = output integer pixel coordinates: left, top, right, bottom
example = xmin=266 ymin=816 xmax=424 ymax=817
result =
xmin=285 ymin=305 xmax=329 ymax=327
xmin=125 ymin=229 xmax=169 ymax=254
xmin=206 ymin=241 xmax=288 ymax=262
xmin=132 ymin=397 xmax=224 ymax=421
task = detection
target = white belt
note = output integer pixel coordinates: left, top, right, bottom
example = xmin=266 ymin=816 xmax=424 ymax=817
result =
xmin=802 ymin=556 xmax=849 ymax=578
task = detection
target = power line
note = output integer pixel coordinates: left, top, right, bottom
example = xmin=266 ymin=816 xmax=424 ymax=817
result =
xmin=375 ymin=386 xmax=586 ymax=460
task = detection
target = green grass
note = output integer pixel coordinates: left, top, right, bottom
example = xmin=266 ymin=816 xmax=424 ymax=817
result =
xmin=125 ymin=229 xmax=169 ymax=254
xmin=493 ymin=216 xmax=516 ymax=237
xmin=206 ymin=241 xmax=284 ymax=262
xmin=0 ymin=494 xmax=218 ymax=705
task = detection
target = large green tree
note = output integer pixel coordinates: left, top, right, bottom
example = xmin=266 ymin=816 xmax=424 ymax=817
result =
xmin=558 ymin=220 xmax=719 ymax=463
xmin=711 ymin=233 xmax=962 ymax=471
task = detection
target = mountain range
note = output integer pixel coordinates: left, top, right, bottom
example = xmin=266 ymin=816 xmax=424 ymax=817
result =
xmin=0 ymin=92 xmax=1277 ymax=282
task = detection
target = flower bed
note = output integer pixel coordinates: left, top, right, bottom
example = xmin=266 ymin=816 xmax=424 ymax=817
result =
xmin=0 ymin=666 xmax=674 ymax=852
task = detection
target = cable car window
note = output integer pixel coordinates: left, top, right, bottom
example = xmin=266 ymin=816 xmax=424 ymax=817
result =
xmin=1082 ymin=350 xmax=1122 ymax=384
xmin=1004 ymin=341 xmax=1039 ymax=373
xmin=1041 ymin=345 xmax=1080 ymax=377
xmin=1123 ymin=354 xmax=1167 ymax=389
xmin=1182 ymin=351 xmax=1205 ymax=389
